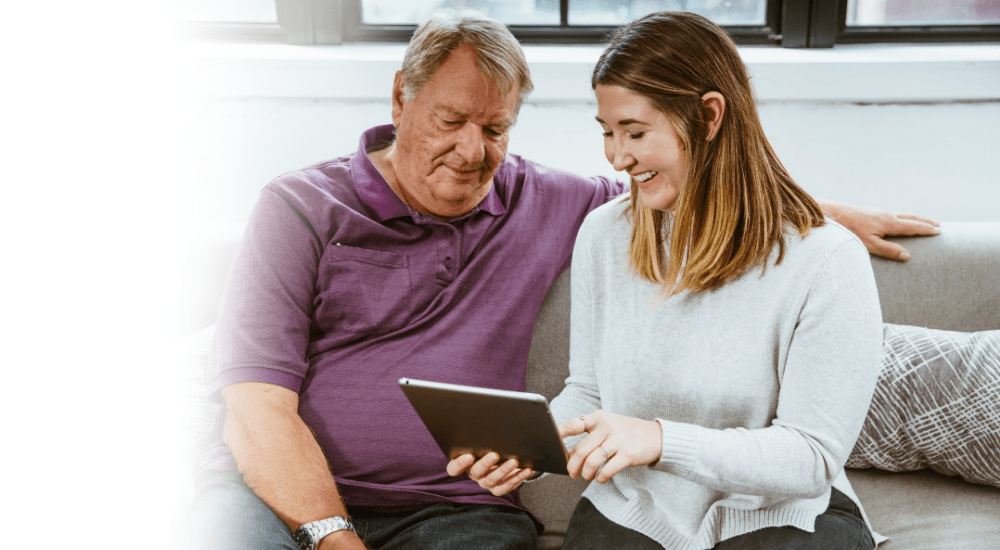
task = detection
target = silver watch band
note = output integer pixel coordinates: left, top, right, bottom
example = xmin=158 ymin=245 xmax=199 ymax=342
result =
xmin=294 ymin=516 xmax=355 ymax=550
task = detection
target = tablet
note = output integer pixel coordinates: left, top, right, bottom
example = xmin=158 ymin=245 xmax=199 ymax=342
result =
xmin=399 ymin=378 xmax=569 ymax=475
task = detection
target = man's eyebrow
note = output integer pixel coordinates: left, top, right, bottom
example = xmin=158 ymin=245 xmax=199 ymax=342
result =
xmin=438 ymin=107 xmax=513 ymax=129
xmin=491 ymin=118 xmax=515 ymax=130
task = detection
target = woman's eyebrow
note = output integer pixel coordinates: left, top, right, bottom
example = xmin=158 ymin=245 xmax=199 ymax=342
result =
xmin=594 ymin=116 xmax=646 ymax=126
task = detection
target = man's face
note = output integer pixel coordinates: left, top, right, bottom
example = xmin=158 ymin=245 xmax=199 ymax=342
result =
xmin=390 ymin=45 xmax=519 ymax=219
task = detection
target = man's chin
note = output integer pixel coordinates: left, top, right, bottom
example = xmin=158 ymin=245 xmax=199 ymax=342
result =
xmin=431 ymin=200 xmax=487 ymax=220
xmin=428 ymin=198 xmax=482 ymax=218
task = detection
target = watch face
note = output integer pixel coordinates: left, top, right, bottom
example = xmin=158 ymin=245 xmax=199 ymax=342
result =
xmin=293 ymin=528 xmax=314 ymax=550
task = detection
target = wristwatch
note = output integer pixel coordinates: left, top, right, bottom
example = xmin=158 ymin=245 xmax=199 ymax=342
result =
xmin=293 ymin=516 xmax=356 ymax=550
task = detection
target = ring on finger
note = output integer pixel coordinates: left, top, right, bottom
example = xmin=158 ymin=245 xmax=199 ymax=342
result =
xmin=600 ymin=447 xmax=610 ymax=458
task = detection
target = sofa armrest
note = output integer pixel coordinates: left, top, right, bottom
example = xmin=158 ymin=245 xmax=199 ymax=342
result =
xmin=871 ymin=222 xmax=1000 ymax=332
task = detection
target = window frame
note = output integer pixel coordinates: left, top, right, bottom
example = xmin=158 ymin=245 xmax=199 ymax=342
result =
xmin=173 ymin=0 xmax=1000 ymax=47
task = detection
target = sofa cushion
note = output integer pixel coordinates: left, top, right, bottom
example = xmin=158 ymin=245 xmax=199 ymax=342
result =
xmin=846 ymin=468 xmax=1000 ymax=549
xmin=847 ymin=324 xmax=1000 ymax=488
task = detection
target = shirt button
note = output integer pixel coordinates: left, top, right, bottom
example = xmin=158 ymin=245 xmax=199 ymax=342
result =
xmin=445 ymin=258 xmax=454 ymax=268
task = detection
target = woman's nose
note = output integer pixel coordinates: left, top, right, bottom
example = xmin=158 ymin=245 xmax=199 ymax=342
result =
xmin=610 ymin=142 xmax=633 ymax=172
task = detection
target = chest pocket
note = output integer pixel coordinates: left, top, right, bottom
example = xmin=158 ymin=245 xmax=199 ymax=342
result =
xmin=314 ymin=245 xmax=412 ymax=335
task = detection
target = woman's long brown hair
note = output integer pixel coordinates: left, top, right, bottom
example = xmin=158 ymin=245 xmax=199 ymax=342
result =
xmin=593 ymin=11 xmax=825 ymax=294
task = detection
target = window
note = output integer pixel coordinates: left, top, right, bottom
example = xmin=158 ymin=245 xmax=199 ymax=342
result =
xmin=361 ymin=0 xmax=768 ymax=26
xmin=173 ymin=0 xmax=1000 ymax=47
xmin=346 ymin=0 xmax=782 ymax=44
xmin=848 ymin=0 xmax=1000 ymax=25
xmin=841 ymin=0 xmax=1000 ymax=43
xmin=173 ymin=0 xmax=278 ymax=23
xmin=171 ymin=0 xmax=285 ymax=42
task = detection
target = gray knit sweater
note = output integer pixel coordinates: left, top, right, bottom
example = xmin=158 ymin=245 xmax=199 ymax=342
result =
xmin=550 ymin=199 xmax=884 ymax=550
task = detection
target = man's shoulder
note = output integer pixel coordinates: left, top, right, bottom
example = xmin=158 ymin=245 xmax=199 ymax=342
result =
xmin=500 ymin=153 xmax=617 ymax=190
xmin=495 ymin=154 xmax=627 ymax=220
xmin=578 ymin=198 xmax=631 ymax=241
xmin=261 ymin=154 xmax=373 ymax=215
xmin=266 ymin=155 xmax=355 ymax=197
xmin=592 ymin=196 xmax=631 ymax=221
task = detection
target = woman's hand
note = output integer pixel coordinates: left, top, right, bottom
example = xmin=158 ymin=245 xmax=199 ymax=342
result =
xmin=446 ymin=453 xmax=536 ymax=496
xmin=559 ymin=411 xmax=663 ymax=484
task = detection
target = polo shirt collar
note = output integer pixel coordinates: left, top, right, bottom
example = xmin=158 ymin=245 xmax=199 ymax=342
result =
xmin=351 ymin=124 xmax=507 ymax=222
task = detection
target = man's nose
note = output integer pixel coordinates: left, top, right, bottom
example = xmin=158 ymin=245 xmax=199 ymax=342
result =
xmin=454 ymin=124 xmax=486 ymax=166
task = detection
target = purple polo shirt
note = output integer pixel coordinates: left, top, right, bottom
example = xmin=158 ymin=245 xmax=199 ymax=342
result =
xmin=205 ymin=124 xmax=624 ymax=514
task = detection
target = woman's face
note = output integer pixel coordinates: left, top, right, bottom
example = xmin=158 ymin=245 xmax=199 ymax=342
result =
xmin=595 ymin=84 xmax=687 ymax=212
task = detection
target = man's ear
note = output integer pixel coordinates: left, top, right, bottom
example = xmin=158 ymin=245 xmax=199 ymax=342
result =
xmin=391 ymin=71 xmax=406 ymax=128
xmin=701 ymin=91 xmax=726 ymax=141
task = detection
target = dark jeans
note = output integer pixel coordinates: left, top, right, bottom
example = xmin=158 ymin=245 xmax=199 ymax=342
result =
xmin=563 ymin=488 xmax=874 ymax=550
xmin=181 ymin=470 xmax=538 ymax=550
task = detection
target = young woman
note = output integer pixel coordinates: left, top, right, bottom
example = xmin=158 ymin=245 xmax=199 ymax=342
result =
xmin=461 ymin=11 xmax=884 ymax=550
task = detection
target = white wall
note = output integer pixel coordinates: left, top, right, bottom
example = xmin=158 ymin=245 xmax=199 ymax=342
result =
xmin=180 ymin=98 xmax=1000 ymax=225
xmin=177 ymin=43 xmax=1000 ymax=226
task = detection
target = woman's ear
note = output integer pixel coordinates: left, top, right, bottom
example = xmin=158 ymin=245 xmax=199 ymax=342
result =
xmin=701 ymin=91 xmax=726 ymax=141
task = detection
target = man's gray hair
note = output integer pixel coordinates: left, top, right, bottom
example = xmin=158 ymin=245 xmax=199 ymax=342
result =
xmin=401 ymin=9 xmax=533 ymax=112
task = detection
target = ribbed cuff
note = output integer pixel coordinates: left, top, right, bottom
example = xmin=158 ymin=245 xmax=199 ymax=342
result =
xmin=654 ymin=418 xmax=699 ymax=476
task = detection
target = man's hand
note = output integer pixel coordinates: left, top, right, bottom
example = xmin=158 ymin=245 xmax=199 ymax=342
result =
xmin=558 ymin=411 xmax=662 ymax=484
xmin=447 ymin=453 xmax=536 ymax=496
xmin=818 ymin=200 xmax=940 ymax=261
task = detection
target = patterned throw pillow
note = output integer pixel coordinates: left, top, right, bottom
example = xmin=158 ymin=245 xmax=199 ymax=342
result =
xmin=847 ymin=324 xmax=1000 ymax=488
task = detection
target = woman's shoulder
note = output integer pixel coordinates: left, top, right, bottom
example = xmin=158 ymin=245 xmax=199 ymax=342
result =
xmin=783 ymin=220 xmax=871 ymax=274
xmin=796 ymin=220 xmax=866 ymax=253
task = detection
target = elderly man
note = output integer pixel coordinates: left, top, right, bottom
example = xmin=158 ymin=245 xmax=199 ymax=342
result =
xmin=189 ymin=10 xmax=938 ymax=550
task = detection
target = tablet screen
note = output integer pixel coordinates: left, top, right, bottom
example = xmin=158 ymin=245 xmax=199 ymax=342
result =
xmin=399 ymin=378 xmax=569 ymax=475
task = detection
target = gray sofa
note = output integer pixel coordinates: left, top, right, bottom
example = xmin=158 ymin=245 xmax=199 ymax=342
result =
xmin=182 ymin=222 xmax=1000 ymax=549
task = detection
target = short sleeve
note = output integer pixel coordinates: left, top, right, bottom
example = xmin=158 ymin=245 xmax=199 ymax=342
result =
xmin=208 ymin=184 xmax=325 ymax=396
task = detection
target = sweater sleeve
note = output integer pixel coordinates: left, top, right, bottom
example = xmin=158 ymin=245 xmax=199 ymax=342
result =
xmin=652 ymin=239 xmax=883 ymax=498
xmin=549 ymin=210 xmax=606 ymax=449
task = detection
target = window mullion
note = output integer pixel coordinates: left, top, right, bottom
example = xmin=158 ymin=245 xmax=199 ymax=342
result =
xmin=807 ymin=0 xmax=839 ymax=47
xmin=279 ymin=0 xmax=345 ymax=44
xmin=780 ymin=0 xmax=812 ymax=48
